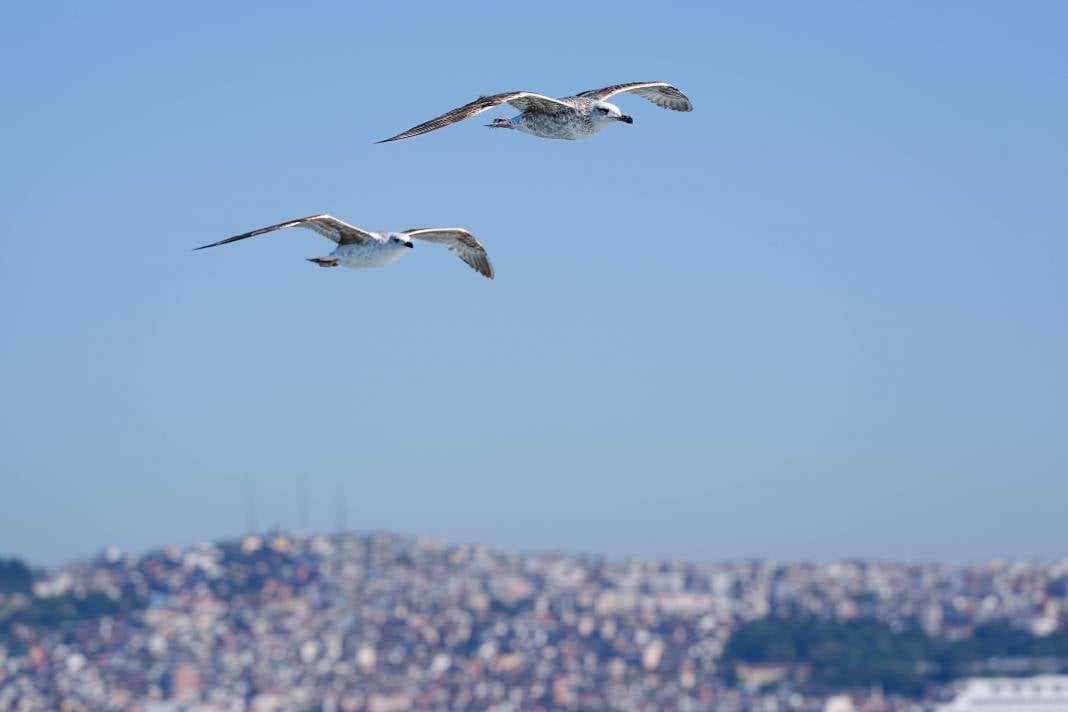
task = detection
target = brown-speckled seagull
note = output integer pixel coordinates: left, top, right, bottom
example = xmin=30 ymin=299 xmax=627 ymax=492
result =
xmin=377 ymin=81 xmax=693 ymax=143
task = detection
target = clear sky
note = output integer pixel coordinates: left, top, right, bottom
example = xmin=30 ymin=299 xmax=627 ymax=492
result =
xmin=1 ymin=2 xmax=1066 ymax=566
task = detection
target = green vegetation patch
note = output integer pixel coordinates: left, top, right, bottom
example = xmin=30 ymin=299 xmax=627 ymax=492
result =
xmin=723 ymin=617 xmax=1068 ymax=696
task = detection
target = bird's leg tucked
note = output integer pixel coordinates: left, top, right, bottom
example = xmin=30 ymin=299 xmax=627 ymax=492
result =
xmin=306 ymin=258 xmax=339 ymax=268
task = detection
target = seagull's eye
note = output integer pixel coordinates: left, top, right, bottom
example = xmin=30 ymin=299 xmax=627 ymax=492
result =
xmin=597 ymin=107 xmax=609 ymax=114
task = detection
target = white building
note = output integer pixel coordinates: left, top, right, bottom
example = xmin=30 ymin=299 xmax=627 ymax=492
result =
xmin=823 ymin=695 xmax=856 ymax=712
xmin=938 ymin=676 xmax=1068 ymax=711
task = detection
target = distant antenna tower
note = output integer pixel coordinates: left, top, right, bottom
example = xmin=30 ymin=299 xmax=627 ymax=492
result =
xmin=298 ymin=479 xmax=310 ymax=531
xmin=245 ymin=479 xmax=258 ymax=535
xmin=334 ymin=484 xmax=347 ymax=533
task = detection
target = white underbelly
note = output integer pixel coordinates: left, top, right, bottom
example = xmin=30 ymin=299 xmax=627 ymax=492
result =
xmin=333 ymin=243 xmax=407 ymax=269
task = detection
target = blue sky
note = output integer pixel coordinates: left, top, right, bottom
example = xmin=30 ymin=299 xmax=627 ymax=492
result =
xmin=1 ymin=2 xmax=1066 ymax=565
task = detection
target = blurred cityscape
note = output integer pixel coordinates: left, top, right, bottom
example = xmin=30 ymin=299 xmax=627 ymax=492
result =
xmin=2 ymin=531 xmax=1068 ymax=711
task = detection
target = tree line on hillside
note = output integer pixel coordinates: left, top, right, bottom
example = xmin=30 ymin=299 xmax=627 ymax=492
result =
xmin=723 ymin=617 xmax=1068 ymax=696
xmin=0 ymin=558 xmax=33 ymax=594
xmin=0 ymin=557 xmax=142 ymax=648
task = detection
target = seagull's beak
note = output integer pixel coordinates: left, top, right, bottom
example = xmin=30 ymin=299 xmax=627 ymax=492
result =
xmin=619 ymin=115 xmax=634 ymax=124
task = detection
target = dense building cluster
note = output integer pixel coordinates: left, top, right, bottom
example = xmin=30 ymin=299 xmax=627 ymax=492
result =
xmin=1 ymin=532 xmax=1066 ymax=711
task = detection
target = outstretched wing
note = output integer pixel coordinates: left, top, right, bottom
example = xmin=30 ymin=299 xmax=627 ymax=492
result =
xmin=576 ymin=82 xmax=692 ymax=112
xmin=194 ymin=215 xmax=374 ymax=250
xmin=403 ymin=228 xmax=494 ymax=279
xmin=377 ymin=91 xmax=575 ymax=143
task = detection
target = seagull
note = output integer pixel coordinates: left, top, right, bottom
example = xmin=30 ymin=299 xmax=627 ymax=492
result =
xmin=194 ymin=215 xmax=494 ymax=279
xmin=377 ymin=81 xmax=693 ymax=143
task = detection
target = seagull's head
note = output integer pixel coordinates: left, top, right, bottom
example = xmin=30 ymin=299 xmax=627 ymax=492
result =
xmin=592 ymin=101 xmax=633 ymax=126
xmin=389 ymin=234 xmax=414 ymax=249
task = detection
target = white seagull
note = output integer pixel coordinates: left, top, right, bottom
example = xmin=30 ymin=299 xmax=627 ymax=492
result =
xmin=194 ymin=214 xmax=494 ymax=279
xmin=378 ymin=81 xmax=693 ymax=143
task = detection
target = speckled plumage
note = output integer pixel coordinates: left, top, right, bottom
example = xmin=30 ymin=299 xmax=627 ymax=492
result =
xmin=194 ymin=215 xmax=494 ymax=279
xmin=510 ymin=100 xmax=595 ymax=140
xmin=377 ymin=82 xmax=693 ymax=143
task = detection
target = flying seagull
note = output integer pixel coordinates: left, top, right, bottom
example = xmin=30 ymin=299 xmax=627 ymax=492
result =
xmin=377 ymin=81 xmax=693 ymax=143
xmin=194 ymin=215 xmax=494 ymax=279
